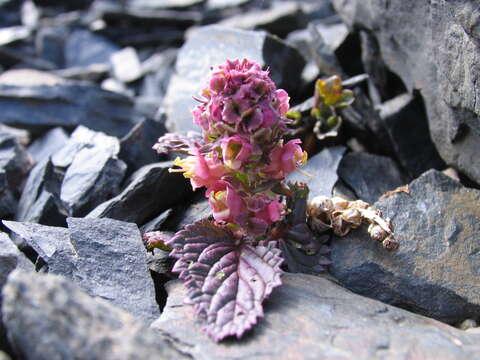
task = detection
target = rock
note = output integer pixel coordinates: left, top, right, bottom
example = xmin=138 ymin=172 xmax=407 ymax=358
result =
xmin=147 ymin=249 xmax=173 ymax=276
xmin=378 ymin=93 xmax=446 ymax=178
xmin=332 ymin=0 xmax=480 ymax=184
xmin=27 ymin=127 xmax=69 ymax=164
xmin=0 ymin=131 xmax=33 ymax=196
xmin=160 ymin=194 xmax=211 ymax=232
xmin=4 ymin=217 xmax=160 ymax=324
xmin=127 ymin=0 xmax=205 ymax=9
xmin=337 ymin=152 xmax=408 ymax=203
xmin=218 ymin=2 xmax=308 ymax=38
xmin=206 ymin=0 xmax=251 ymax=10
xmin=152 ymin=273 xmax=480 ymax=359
xmin=59 ymin=128 xmax=127 ymax=217
xmin=94 ymin=1 xmax=201 ymax=29
xmin=0 ymin=232 xmax=33 ymax=354
xmin=0 ymin=172 xmax=17 ymax=219
xmin=0 ymin=351 xmax=10 ymax=360
xmin=0 ymin=69 xmax=137 ymax=137
xmin=330 ymin=170 xmax=480 ymax=323
xmin=64 ymin=29 xmax=119 ymax=69
xmin=139 ymin=49 xmax=177 ymax=106
xmin=66 ymin=217 xmax=160 ymax=323
xmin=35 ymin=26 xmax=69 ymax=68
xmin=0 ymin=124 xmax=29 ymax=147
xmin=87 ymin=161 xmax=191 ymax=225
xmin=119 ymin=118 xmax=166 ymax=174
xmin=3 ymin=221 xmax=73 ymax=276
xmin=140 ymin=209 xmax=172 ymax=233
xmin=164 ymin=25 xmax=305 ymax=132
xmin=0 ymin=26 xmax=30 ymax=47
xmin=110 ymin=47 xmax=142 ymax=83
xmin=288 ymin=146 xmax=346 ymax=198
xmin=2 ymin=270 xmax=189 ymax=360
xmin=15 ymin=158 xmax=65 ymax=227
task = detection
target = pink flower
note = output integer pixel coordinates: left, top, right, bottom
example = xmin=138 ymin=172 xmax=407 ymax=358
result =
xmin=207 ymin=181 xmax=246 ymax=224
xmin=171 ymin=149 xmax=226 ymax=190
xmin=275 ymin=89 xmax=290 ymax=116
xmin=221 ymin=135 xmax=252 ymax=170
xmin=264 ymin=139 xmax=307 ymax=179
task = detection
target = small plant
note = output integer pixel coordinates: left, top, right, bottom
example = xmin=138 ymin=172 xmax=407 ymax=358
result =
xmin=149 ymin=59 xmax=397 ymax=342
xmin=287 ymin=75 xmax=354 ymax=141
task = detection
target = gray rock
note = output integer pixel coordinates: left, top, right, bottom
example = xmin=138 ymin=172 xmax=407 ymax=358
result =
xmin=378 ymin=93 xmax=446 ymax=178
xmin=288 ymin=146 xmax=346 ymax=198
xmin=0 ymin=172 xmax=17 ymax=220
xmin=27 ymin=127 xmax=69 ymax=164
xmin=0 ymin=131 xmax=33 ymax=196
xmin=64 ymin=29 xmax=119 ymax=69
xmin=60 ymin=128 xmax=127 ymax=217
xmin=218 ymin=2 xmax=308 ymax=38
xmin=0 ymin=69 xmax=137 ymax=137
xmin=3 ymin=221 xmax=73 ymax=276
xmin=0 ymin=232 xmax=32 ymax=354
xmin=152 ymin=273 xmax=480 ymax=359
xmin=119 ymin=117 xmax=166 ymax=174
xmin=161 ymin=195 xmax=211 ymax=232
xmin=127 ymin=0 xmax=205 ymax=9
xmin=332 ymin=0 xmax=480 ymax=184
xmin=2 ymin=270 xmax=189 ymax=360
xmin=206 ymin=0 xmax=251 ymax=10
xmin=0 ymin=124 xmax=29 ymax=147
xmin=330 ymin=170 xmax=480 ymax=323
xmin=66 ymin=217 xmax=160 ymax=323
xmin=15 ymin=158 xmax=65 ymax=227
xmin=140 ymin=209 xmax=171 ymax=233
xmin=35 ymin=25 xmax=69 ymax=68
xmin=110 ymin=47 xmax=142 ymax=83
xmin=87 ymin=161 xmax=191 ymax=225
xmin=164 ymin=25 xmax=305 ymax=132
xmin=337 ymin=152 xmax=408 ymax=203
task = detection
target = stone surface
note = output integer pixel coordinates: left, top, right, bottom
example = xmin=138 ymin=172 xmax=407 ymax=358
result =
xmin=59 ymin=127 xmax=127 ymax=217
xmin=0 ymin=131 xmax=33 ymax=196
xmin=161 ymin=194 xmax=211 ymax=232
xmin=15 ymin=158 xmax=65 ymax=227
xmin=218 ymin=2 xmax=307 ymax=38
xmin=87 ymin=161 xmax=191 ymax=226
xmin=119 ymin=117 xmax=166 ymax=174
xmin=64 ymin=29 xmax=119 ymax=69
xmin=332 ymin=0 xmax=480 ymax=184
xmin=288 ymin=146 xmax=346 ymax=198
xmin=379 ymin=93 xmax=445 ymax=178
xmin=27 ymin=127 xmax=69 ymax=164
xmin=0 ymin=232 xmax=32 ymax=354
xmin=164 ymin=25 xmax=305 ymax=132
xmin=110 ymin=47 xmax=142 ymax=83
xmin=4 ymin=218 xmax=160 ymax=324
xmin=0 ymin=69 xmax=137 ymax=136
xmin=66 ymin=217 xmax=160 ymax=323
xmin=152 ymin=273 xmax=480 ymax=359
xmin=337 ymin=152 xmax=408 ymax=203
xmin=127 ymin=0 xmax=205 ymax=9
xmin=2 ymin=270 xmax=188 ymax=360
xmin=330 ymin=170 xmax=480 ymax=323
xmin=3 ymin=221 xmax=72 ymax=276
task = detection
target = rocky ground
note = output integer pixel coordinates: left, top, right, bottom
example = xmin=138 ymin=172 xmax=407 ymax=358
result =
xmin=0 ymin=0 xmax=479 ymax=359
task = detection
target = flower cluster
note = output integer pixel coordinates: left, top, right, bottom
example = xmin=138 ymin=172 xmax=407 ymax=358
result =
xmin=171 ymin=59 xmax=307 ymax=235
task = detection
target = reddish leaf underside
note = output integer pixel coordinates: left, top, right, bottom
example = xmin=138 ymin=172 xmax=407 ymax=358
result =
xmin=166 ymin=219 xmax=283 ymax=342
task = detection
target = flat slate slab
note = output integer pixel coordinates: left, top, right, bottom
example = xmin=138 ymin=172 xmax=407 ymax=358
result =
xmin=152 ymin=272 xmax=480 ymax=360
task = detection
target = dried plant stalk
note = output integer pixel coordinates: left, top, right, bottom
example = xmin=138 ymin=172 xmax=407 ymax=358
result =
xmin=307 ymin=195 xmax=399 ymax=251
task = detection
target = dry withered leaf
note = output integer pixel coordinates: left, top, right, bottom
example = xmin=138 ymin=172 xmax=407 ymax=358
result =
xmin=378 ymin=184 xmax=410 ymax=201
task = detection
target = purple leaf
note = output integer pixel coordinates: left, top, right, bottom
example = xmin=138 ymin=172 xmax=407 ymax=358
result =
xmin=166 ymin=219 xmax=283 ymax=342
